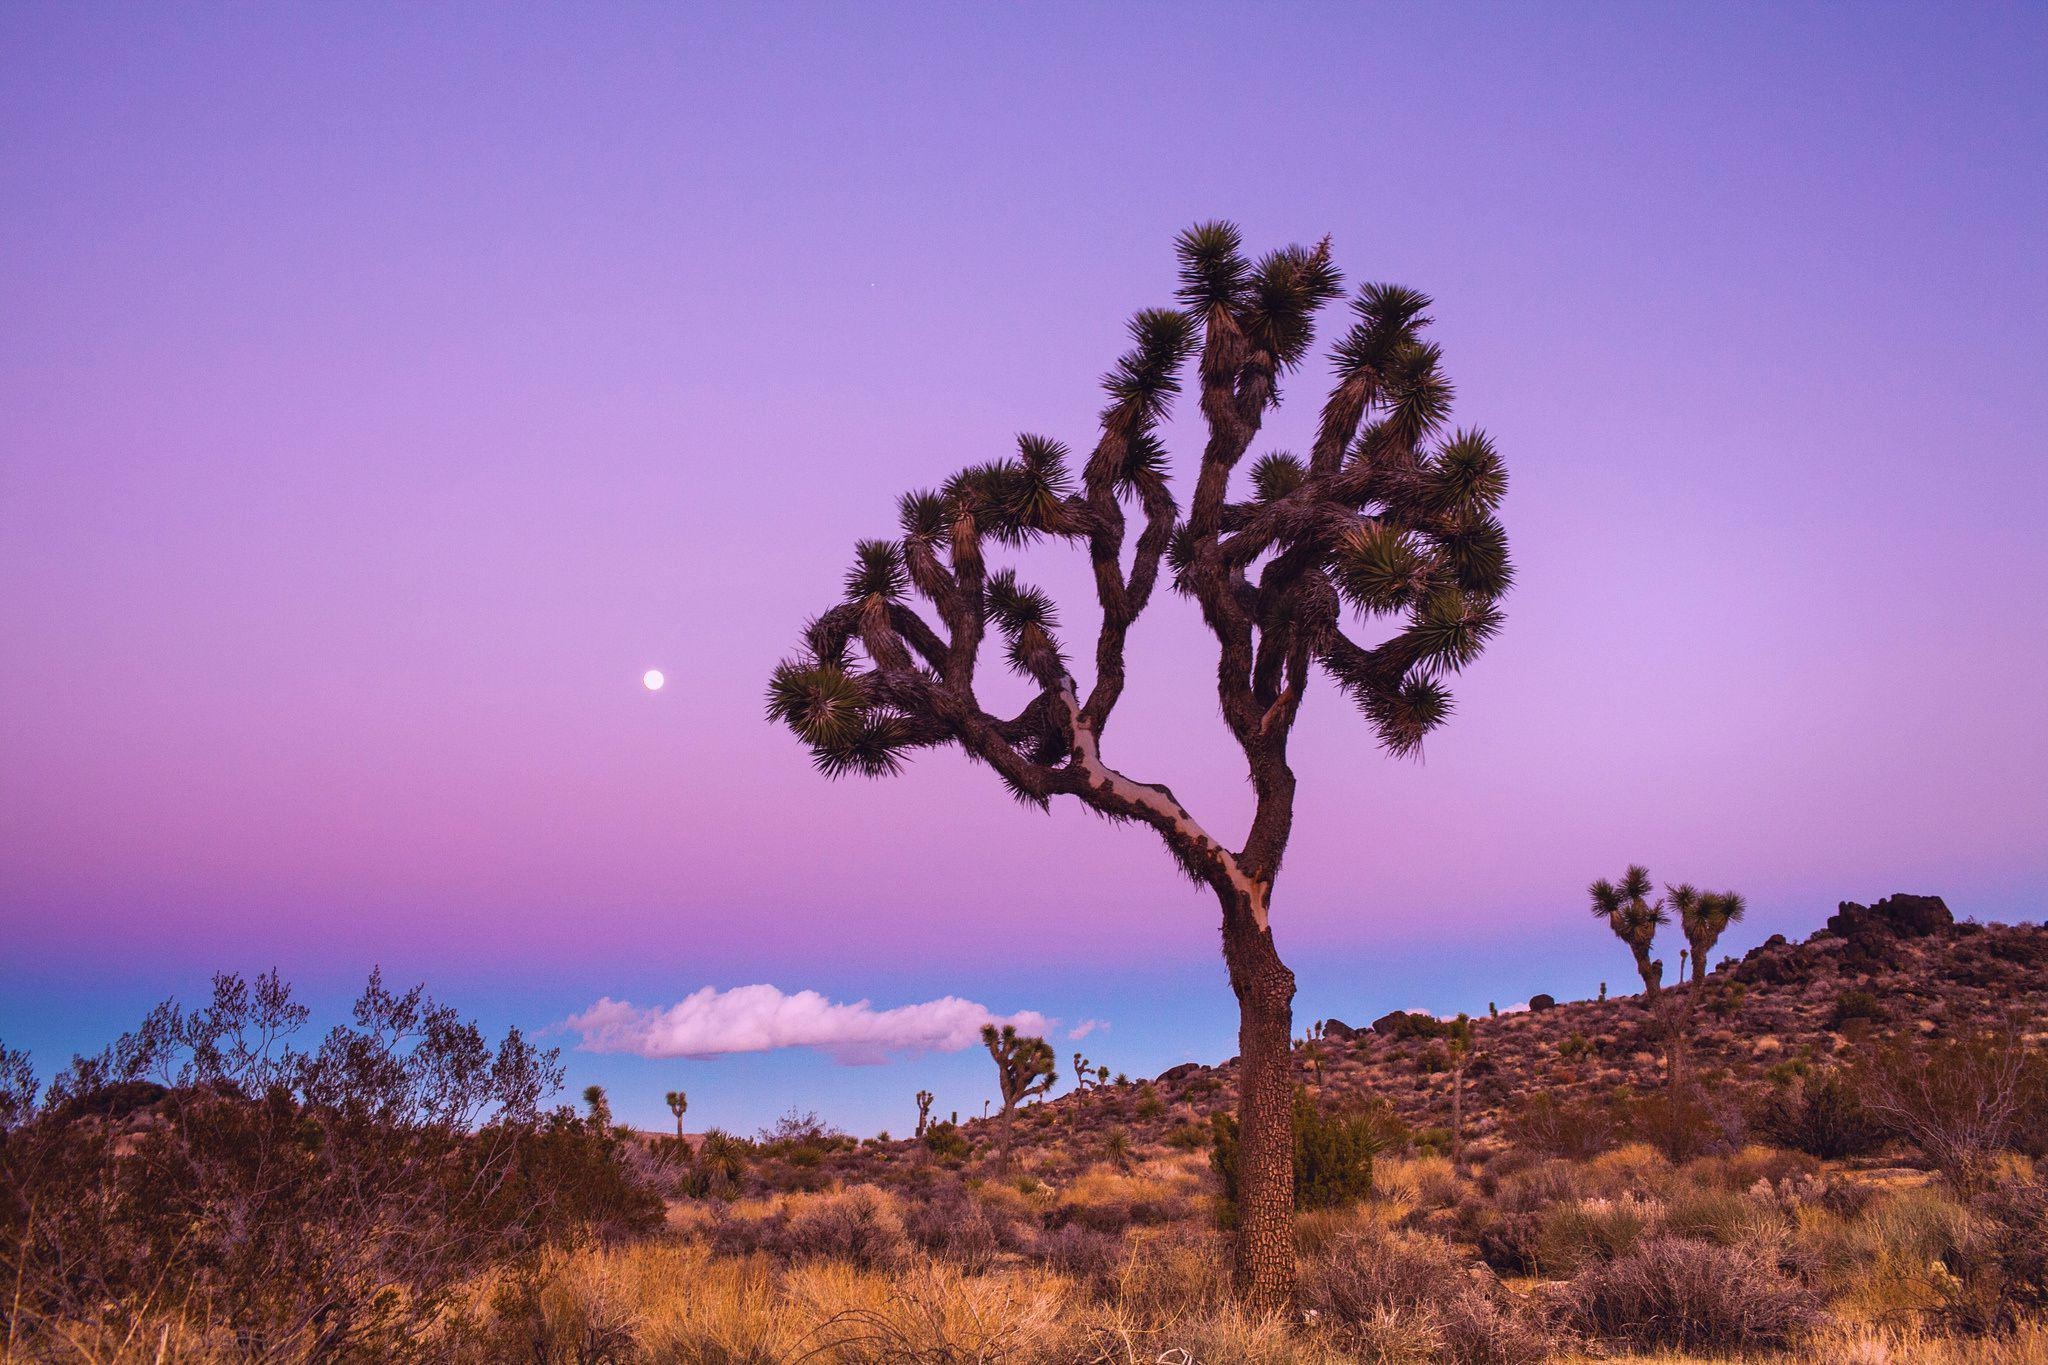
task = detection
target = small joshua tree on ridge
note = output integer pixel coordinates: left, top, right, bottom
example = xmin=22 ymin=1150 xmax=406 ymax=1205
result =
xmin=768 ymin=224 xmax=1513 ymax=1307
xmin=665 ymin=1088 xmax=688 ymax=1141
xmin=1446 ymin=1012 xmax=1474 ymax=1168
xmin=1669 ymin=884 xmax=1746 ymax=986
xmin=914 ymin=1089 xmax=934 ymax=1138
xmin=982 ymin=1023 xmax=1055 ymax=1167
xmin=1590 ymin=864 xmax=1667 ymax=996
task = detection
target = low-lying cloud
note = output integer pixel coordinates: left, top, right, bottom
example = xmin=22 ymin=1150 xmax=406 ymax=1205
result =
xmin=565 ymin=985 xmax=1050 ymax=1065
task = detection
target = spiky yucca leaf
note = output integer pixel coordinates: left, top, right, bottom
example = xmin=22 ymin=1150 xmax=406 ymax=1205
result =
xmin=844 ymin=540 xmax=907 ymax=602
xmin=1407 ymin=588 xmax=1502 ymax=671
xmin=1242 ymin=241 xmax=1343 ymax=374
xmin=810 ymin=712 xmax=916 ymax=779
xmin=1590 ymin=879 xmax=1624 ymax=918
xmin=1117 ymin=431 xmax=1173 ymax=496
xmin=1620 ymin=864 xmax=1654 ymax=902
xmin=1164 ymin=521 xmax=1200 ymax=594
xmin=1174 ymin=221 xmax=1249 ymax=313
xmin=1332 ymin=521 xmax=1429 ymax=613
xmin=1250 ymin=452 xmax=1307 ymax=503
xmin=1436 ymin=511 xmax=1514 ymax=599
xmin=1101 ymin=308 xmax=1196 ymax=425
xmin=766 ymin=660 xmax=870 ymax=750
xmin=1009 ymin=434 xmax=1075 ymax=528
xmin=1365 ymin=676 xmax=1452 ymax=757
xmin=1378 ymin=340 xmax=1454 ymax=453
xmin=898 ymin=489 xmax=949 ymax=545
xmin=983 ymin=568 xmax=1060 ymax=635
xmin=800 ymin=614 xmax=852 ymax=670
xmin=1431 ymin=430 xmax=1507 ymax=513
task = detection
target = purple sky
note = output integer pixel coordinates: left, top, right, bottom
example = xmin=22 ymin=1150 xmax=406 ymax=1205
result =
xmin=4 ymin=5 xmax=2045 ymax=1135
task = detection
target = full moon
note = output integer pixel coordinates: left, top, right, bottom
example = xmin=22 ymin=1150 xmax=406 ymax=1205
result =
xmin=642 ymin=669 xmax=665 ymax=691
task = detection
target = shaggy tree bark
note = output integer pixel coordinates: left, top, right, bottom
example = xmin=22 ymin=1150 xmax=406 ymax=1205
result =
xmin=769 ymin=224 xmax=1512 ymax=1310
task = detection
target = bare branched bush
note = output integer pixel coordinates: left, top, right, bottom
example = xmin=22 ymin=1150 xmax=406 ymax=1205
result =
xmin=1566 ymin=1234 xmax=1821 ymax=1351
xmin=1851 ymin=1027 xmax=2048 ymax=1187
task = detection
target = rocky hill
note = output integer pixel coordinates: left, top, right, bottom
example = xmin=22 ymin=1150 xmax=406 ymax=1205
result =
xmin=973 ymin=894 xmax=2048 ymax=1168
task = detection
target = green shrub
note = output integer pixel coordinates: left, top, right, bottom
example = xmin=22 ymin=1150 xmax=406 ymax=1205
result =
xmin=1209 ymin=1090 xmax=1394 ymax=1221
xmin=1757 ymin=1068 xmax=1887 ymax=1160
xmin=921 ymin=1121 xmax=970 ymax=1161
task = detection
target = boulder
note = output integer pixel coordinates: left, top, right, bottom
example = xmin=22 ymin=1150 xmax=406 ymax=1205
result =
xmin=1828 ymin=893 xmax=1953 ymax=941
xmin=1527 ymin=994 xmax=1556 ymax=1012
xmin=1319 ymin=1017 xmax=1358 ymax=1042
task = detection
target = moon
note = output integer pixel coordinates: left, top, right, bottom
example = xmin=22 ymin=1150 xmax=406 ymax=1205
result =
xmin=642 ymin=669 xmax=665 ymax=692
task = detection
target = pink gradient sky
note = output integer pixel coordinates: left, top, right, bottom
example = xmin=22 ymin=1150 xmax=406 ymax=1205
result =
xmin=3 ymin=5 xmax=2044 ymax=1131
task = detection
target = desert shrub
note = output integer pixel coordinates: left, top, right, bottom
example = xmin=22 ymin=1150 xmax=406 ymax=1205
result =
xmin=706 ymin=1207 xmax=788 ymax=1259
xmin=1211 ymin=1090 xmax=1394 ymax=1221
xmin=1662 ymin=1188 xmax=1783 ymax=1247
xmin=1617 ymin=1087 xmax=1744 ymax=1162
xmin=475 ymin=1249 xmax=644 ymax=1365
xmin=1759 ymin=1067 xmax=1889 ymax=1159
xmin=1112 ymin=1225 xmax=1227 ymax=1324
xmin=1850 ymin=1028 xmax=2048 ymax=1186
xmin=1831 ymin=988 xmax=1888 ymax=1028
xmin=1304 ymin=1225 xmax=1552 ymax=1365
xmin=678 ymin=1128 xmax=752 ymax=1200
xmin=1535 ymin=1198 xmax=1650 ymax=1274
xmin=0 ymin=972 xmax=659 ymax=1362
xmin=782 ymin=1186 xmax=910 ymax=1271
xmin=1507 ymin=1092 xmax=1616 ymax=1159
xmin=1566 ymin=1235 xmax=1820 ymax=1350
xmin=1939 ymin=1174 xmax=2048 ymax=1334
xmin=921 ymin=1120 xmax=970 ymax=1161
xmin=1372 ymin=1009 xmax=1455 ymax=1042
xmin=1162 ymin=1120 xmax=1209 ymax=1151
xmin=1134 ymin=1087 xmax=1167 ymax=1120
xmin=1034 ymin=1223 xmax=1124 ymax=1289
xmin=902 ymin=1183 xmax=1018 ymax=1274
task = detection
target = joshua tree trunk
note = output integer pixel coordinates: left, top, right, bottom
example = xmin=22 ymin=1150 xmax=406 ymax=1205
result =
xmin=1223 ymin=907 xmax=1297 ymax=1311
xmin=1452 ymin=1059 xmax=1466 ymax=1168
xmin=999 ymin=1099 xmax=1017 ymax=1167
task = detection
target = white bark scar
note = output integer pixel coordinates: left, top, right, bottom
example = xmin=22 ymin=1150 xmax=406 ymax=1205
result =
xmin=1056 ymin=682 xmax=1269 ymax=930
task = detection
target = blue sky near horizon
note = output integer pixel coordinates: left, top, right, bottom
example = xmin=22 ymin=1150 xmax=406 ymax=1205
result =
xmin=3 ymin=3 xmax=2045 ymax=1135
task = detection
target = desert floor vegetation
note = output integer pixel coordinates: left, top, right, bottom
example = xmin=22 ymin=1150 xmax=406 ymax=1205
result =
xmin=7 ymin=909 xmax=2047 ymax=1363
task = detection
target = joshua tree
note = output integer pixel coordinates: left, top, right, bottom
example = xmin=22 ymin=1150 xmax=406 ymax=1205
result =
xmin=982 ymin=1023 xmax=1055 ymax=1165
xmin=1446 ymin=1013 xmax=1474 ymax=1169
xmin=914 ymin=1088 xmax=934 ymax=1137
xmin=1590 ymin=865 xmax=1668 ymax=996
xmin=768 ymin=224 xmax=1512 ymax=1308
xmin=664 ymin=1088 xmax=688 ymax=1140
xmin=1669 ymin=884 xmax=1747 ymax=986
xmin=582 ymin=1083 xmax=611 ymax=1131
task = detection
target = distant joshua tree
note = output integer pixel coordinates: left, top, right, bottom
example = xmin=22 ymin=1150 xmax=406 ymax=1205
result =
xmin=982 ymin=1023 xmax=1056 ymax=1167
xmin=914 ymin=1088 xmax=935 ymax=1137
xmin=581 ymin=1084 xmax=614 ymax=1136
xmin=1590 ymin=865 xmax=1668 ymax=996
xmin=767 ymin=223 xmax=1513 ymax=1309
xmin=662 ymin=1088 xmax=687 ymax=1141
xmin=1071 ymin=1052 xmax=1108 ymax=1090
xmin=1669 ymin=884 xmax=1747 ymax=986
xmin=1446 ymin=1013 xmax=1475 ymax=1169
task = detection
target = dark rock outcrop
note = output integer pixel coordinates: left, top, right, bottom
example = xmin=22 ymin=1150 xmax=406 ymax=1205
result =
xmin=1827 ymin=893 xmax=1953 ymax=941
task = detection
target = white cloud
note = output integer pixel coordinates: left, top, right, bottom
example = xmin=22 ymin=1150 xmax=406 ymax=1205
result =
xmin=565 ymin=985 xmax=1049 ymax=1066
xmin=1067 ymin=1019 xmax=1108 ymax=1041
